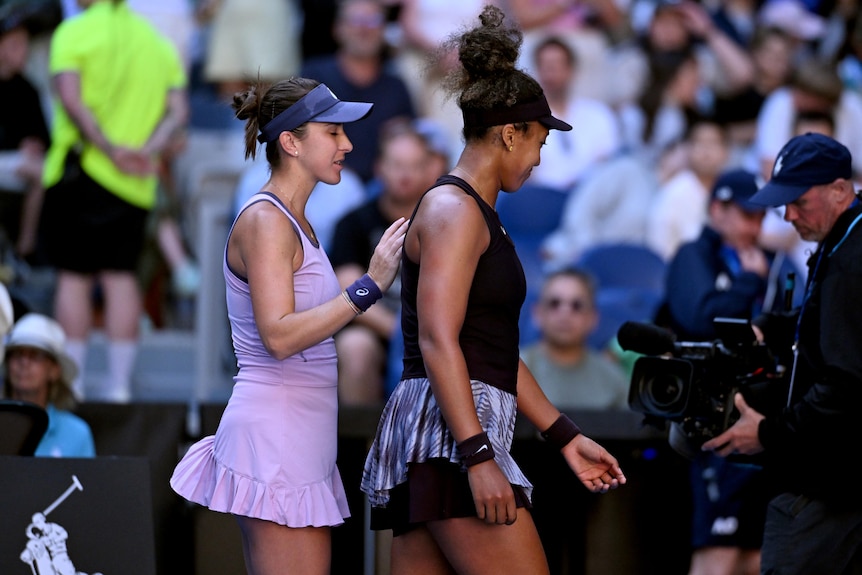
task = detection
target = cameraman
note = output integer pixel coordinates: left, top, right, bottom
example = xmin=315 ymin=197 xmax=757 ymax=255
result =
xmin=703 ymin=133 xmax=862 ymax=574
xmin=664 ymin=168 xmax=798 ymax=575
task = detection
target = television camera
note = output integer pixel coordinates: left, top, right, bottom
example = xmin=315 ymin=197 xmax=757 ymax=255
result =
xmin=618 ymin=318 xmax=787 ymax=460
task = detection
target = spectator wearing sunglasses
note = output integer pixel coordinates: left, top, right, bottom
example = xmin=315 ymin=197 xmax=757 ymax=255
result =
xmin=521 ymin=267 xmax=629 ymax=411
xmin=517 ymin=267 xmax=629 ymax=573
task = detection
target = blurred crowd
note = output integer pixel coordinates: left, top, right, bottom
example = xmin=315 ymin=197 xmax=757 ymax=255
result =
xmin=1 ymin=0 xmax=861 ymax=404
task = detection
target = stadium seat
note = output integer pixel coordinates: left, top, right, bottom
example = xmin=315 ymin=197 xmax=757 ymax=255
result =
xmin=574 ymin=243 xmax=667 ymax=349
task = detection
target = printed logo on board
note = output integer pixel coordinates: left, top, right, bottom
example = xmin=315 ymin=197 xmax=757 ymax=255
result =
xmin=18 ymin=475 xmax=103 ymax=575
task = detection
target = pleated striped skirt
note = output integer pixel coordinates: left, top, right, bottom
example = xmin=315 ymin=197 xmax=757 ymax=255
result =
xmin=360 ymin=377 xmax=533 ymax=532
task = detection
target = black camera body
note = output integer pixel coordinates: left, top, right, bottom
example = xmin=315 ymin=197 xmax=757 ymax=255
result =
xmin=619 ymin=318 xmax=786 ymax=460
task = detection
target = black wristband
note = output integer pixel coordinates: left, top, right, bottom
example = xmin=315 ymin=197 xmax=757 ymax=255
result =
xmin=541 ymin=414 xmax=581 ymax=450
xmin=456 ymin=431 xmax=496 ymax=467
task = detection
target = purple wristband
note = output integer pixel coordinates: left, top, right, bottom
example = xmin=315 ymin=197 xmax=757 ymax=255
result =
xmin=541 ymin=414 xmax=582 ymax=450
xmin=456 ymin=431 xmax=496 ymax=467
xmin=346 ymin=273 xmax=383 ymax=313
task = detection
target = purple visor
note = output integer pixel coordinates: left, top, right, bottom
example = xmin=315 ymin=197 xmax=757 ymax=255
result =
xmin=257 ymin=84 xmax=374 ymax=143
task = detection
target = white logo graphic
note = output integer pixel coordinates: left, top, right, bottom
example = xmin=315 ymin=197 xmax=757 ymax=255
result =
xmin=19 ymin=476 xmax=103 ymax=575
xmin=715 ymin=186 xmax=733 ymax=202
xmin=711 ymin=516 xmax=740 ymax=536
xmin=355 ymin=287 xmax=370 ymax=297
xmin=715 ymin=272 xmax=732 ymax=291
xmin=475 ymin=444 xmax=489 ymax=453
xmin=773 ymin=154 xmax=784 ymax=177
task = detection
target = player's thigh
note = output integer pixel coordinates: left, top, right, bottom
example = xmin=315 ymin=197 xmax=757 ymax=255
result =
xmin=427 ymin=513 xmax=549 ymax=575
xmin=391 ymin=526 xmax=457 ymax=575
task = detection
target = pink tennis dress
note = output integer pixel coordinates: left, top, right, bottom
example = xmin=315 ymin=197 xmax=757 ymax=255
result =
xmin=170 ymin=192 xmax=350 ymax=527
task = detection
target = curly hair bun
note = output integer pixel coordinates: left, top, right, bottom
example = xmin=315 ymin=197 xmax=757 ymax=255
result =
xmin=458 ymin=5 xmax=522 ymax=81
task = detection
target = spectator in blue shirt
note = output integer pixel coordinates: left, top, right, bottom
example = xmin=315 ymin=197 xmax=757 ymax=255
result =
xmin=3 ymin=313 xmax=95 ymax=458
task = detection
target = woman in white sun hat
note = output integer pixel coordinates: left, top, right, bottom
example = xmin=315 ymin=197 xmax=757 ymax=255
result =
xmin=3 ymin=313 xmax=95 ymax=457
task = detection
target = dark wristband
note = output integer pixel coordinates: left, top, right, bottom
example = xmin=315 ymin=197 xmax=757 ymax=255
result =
xmin=346 ymin=273 xmax=383 ymax=313
xmin=456 ymin=431 xmax=496 ymax=467
xmin=541 ymin=414 xmax=581 ymax=450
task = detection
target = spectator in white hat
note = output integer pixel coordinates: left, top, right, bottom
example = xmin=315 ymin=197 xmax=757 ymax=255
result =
xmin=3 ymin=313 xmax=95 ymax=457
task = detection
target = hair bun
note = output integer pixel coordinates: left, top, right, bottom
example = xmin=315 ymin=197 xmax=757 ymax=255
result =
xmin=457 ymin=6 xmax=521 ymax=81
xmin=232 ymin=87 xmax=260 ymax=121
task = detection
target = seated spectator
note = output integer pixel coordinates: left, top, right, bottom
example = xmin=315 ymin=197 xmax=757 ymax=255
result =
xmin=301 ymin=0 xmax=417 ymax=184
xmin=521 ymin=267 xmax=630 ymax=410
xmin=756 ymin=0 xmax=826 ymax=61
xmin=611 ymin=0 xmax=754 ymax=131
xmin=618 ymin=45 xmax=700 ymax=161
xmin=645 ymin=116 xmax=731 ymax=261
xmin=662 ymin=168 xmax=800 ymax=340
xmin=3 ymin=313 xmax=96 ymax=457
xmin=754 ymin=56 xmax=862 ymax=180
xmin=329 ymin=117 xmax=449 ymax=405
xmin=713 ymin=26 xmax=796 ymax=164
xmin=837 ymin=11 xmax=862 ymax=95
xmin=508 ymin=0 xmax=627 ymax=104
xmin=394 ymin=0 xmax=486 ymax=160
xmin=518 ymin=267 xmax=629 ymax=574
xmin=526 ymin=35 xmax=621 ymax=193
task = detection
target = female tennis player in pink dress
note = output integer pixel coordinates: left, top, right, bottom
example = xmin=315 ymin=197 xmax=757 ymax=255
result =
xmin=170 ymin=78 xmax=408 ymax=575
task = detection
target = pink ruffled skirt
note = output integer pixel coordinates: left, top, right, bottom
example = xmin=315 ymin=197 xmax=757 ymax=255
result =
xmin=170 ymin=377 xmax=350 ymax=527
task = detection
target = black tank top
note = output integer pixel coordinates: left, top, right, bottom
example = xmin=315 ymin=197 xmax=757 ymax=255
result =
xmin=399 ymin=175 xmax=526 ymax=395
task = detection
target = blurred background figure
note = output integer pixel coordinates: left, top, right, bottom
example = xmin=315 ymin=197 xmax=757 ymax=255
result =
xmin=713 ymin=26 xmax=797 ymax=166
xmin=618 ymin=43 xmax=706 ymax=162
xmin=329 ymin=117 xmax=449 ymax=406
xmin=0 ymin=2 xmax=52 ymax=306
xmin=521 ymin=267 xmax=629 ymax=411
xmin=394 ymin=0 xmax=492 ymax=156
xmin=507 ymin=0 xmax=627 ymax=104
xmin=301 ymin=0 xmax=418 ymax=185
xmin=646 ymin=115 xmax=731 ymax=261
xmin=3 ymin=313 xmax=96 ymax=458
xmin=195 ymin=0 xmax=301 ymax=101
xmin=38 ymin=0 xmax=188 ymax=402
xmin=661 ymin=168 xmax=800 ymax=339
xmin=612 ymin=0 xmax=753 ymax=147
xmin=525 ymin=35 xmax=621 ymax=194
xmin=517 ymin=267 xmax=629 ymax=575
xmin=754 ymin=56 xmax=862 ymax=181
xmin=126 ymin=0 xmax=201 ymax=328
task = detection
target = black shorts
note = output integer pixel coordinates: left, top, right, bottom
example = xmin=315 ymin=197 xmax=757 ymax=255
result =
xmin=690 ymin=453 xmax=770 ymax=549
xmin=40 ymin=169 xmax=149 ymax=273
xmin=370 ymin=458 xmax=532 ymax=537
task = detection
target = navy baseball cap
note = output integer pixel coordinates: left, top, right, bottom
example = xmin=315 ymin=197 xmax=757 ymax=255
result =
xmin=749 ymin=132 xmax=852 ymax=206
xmin=711 ymin=169 xmax=766 ymax=213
